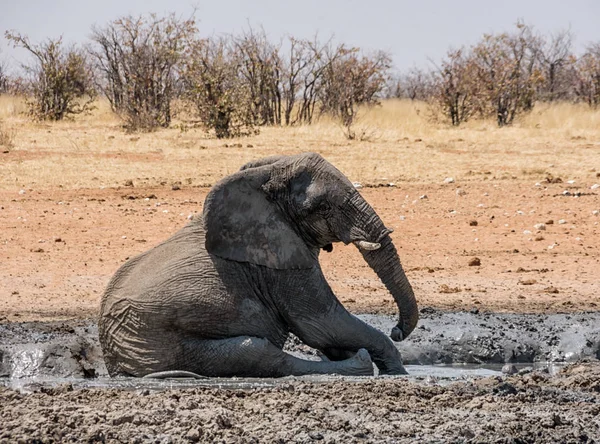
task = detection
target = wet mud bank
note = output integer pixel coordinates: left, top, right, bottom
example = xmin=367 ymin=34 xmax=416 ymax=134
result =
xmin=0 ymin=308 xmax=598 ymax=381
xmin=1 ymin=309 xmax=599 ymax=442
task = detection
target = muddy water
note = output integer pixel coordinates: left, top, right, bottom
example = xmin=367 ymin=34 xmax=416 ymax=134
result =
xmin=1 ymin=308 xmax=598 ymax=388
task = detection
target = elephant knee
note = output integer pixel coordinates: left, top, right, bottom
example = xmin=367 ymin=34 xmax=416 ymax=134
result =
xmin=239 ymin=337 xmax=284 ymax=367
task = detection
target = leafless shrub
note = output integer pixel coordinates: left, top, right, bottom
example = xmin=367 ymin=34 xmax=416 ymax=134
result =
xmin=387 ymin=67 xmax=433 ymax=100
xmin=233 ymin=27 xmax=282 ymax=126
xmin=320 ymin=48 xmax=391 ymax=138
xmin=181 ymin=37 xmax=256 ymax=138
xmin=573 ymin=42 xmax=600 ymax=108
xmin=428 ymin=48 xmax=477 ymax=126
xmin=5 ymin=32 xmax=96 ymax=121
xmin=538 ymin=29 xmax=576 ymax=102
xmin=427 ymin=22 xmax=544 ymax=127
xmin=0 ymin=57 xmax=8 ymax=94
xmin=89 ymin=13 xmax=195 ymax=131
xmin=470 ymin=22 xmax=543 ymax=126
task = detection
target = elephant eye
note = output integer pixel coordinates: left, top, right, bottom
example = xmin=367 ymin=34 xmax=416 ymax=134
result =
xmin=316 ymin=201 xmax=332 ymax=214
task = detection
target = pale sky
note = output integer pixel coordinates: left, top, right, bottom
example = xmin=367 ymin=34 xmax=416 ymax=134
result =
xmin=1 ymin=0 xmax=599 ymax=73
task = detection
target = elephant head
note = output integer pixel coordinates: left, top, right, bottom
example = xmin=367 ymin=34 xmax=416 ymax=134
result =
xmin=203 ymin=153 xmax=419 ymax=341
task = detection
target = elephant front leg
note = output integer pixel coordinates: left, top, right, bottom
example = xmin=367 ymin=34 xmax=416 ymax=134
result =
xmin=293 ymin=306 xmax=408 ymax=375
xmin=177 ymin=336 xmax=375 ymax=377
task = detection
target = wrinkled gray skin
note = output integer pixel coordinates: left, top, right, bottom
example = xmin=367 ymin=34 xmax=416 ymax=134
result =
xmin=99 ymin=153 xmax=418 ymax=377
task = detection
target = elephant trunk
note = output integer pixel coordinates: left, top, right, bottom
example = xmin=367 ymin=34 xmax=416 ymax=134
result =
xmin=345 ymin=193 xmax=418 ymax=341
xmin=360 ymin=236 xmax=419 ymax=341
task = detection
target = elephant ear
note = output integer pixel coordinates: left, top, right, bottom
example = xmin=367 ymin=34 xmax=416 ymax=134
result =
xmin=203 ymin=165 xmax=314 ymax=270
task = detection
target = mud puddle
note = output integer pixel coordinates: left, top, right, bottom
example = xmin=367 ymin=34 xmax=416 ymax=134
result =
xmin=1 ymin=308 xmax=598 ymax=387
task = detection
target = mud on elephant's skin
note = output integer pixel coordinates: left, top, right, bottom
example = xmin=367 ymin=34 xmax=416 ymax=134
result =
xmin=99 ymin=153 xmax=418 ymax=377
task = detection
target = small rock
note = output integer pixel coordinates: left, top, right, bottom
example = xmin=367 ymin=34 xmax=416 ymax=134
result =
xmin=456 ymin=188 xmax=467 ymax=196
xmin=172 ymin=184 xmax=181 ymax=191
xmin=593 ymin=210 xmax=599 ymax=216
xmin=187 ymin=214 xmax=194 ymax=220
xmin=546 ymin=219 xmax=554 ymax=224
xmin=124 ymin=180 xmax=134 ymax=187
xmin=558 ymin=219 xmax=566 ymax=224
xmin=121 ymin=236 xmax=127 ymax=239
xmin=545 ymin=286 xmax=559 ymax=294
xmin=533 ymin=223 xmax=546 ymax=231
xmin=352 ymin=182 xmax=362 ymax=189
xmin=567 ymin=180 xmax=576 ymax=184
xmin=468 ymin=257 xmax=481 ymax=267
xmin=523 ymin=230 xmax=532 ymax=235
xmin=562 ymin=190 xmax=571 ymax=196
xmin=469 ymin=220 xmax=478 ymax=226
xmin=247 ymin=144 xmax=253 ymax=148
xmin=591 ymin=184 xmax=599 ymax=190
xmin=185 ymin=428 xmax=201 ymax=442
xmin=519 ymin=279 xmax=537 ymax=285
xmin=30 ymin=248 xmax=44 ymax=253
xmin=419 ymin=194 xmax=428 ymax=199
xmin=308 ymin=431 xmax=324 ymax=440
xmin=534 ymin=235 xmax=544 ymax=241
xmin=502 ymin=364 xmax=518 ymax=375
xmin=444 ymin=177 xmax=455 ymax=184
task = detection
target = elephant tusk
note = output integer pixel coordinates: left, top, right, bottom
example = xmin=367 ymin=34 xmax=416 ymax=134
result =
xmin=355 ymin=240 xmax=381 ymax=251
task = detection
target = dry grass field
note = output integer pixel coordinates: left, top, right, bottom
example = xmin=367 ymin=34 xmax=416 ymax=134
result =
xmin=1 ymin=97 xmax=599 ymax=190
xmin=1 ymin=97 xmax=599 ymax=321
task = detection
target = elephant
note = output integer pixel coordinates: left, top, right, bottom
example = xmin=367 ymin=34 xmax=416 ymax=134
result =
xmin=99 ymin=153 xmax=418 ymax=377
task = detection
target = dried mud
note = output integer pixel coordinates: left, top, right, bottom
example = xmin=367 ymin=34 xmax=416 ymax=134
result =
xmin=1 ymin=362 xmax=599 ymax=442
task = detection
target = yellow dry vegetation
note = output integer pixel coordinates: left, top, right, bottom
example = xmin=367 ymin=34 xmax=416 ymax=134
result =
xmin=1 ymin=96 xmax=599 ymax=190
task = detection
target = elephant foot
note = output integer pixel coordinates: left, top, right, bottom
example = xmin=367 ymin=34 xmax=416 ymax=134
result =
xmin=337 ymin=348 xmax=374 ymax=376
xmin=378 ymin=362 xmax=408 ymax=375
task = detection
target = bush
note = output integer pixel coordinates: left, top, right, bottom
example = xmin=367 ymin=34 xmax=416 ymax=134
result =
xmin=181 ymin=37 xmax=257 ymax=138
xmin=320 ymin=48 xmax=391 ymax=138
xmin=5 ymin=32 xmax=95 ymax=121
xmin=90 ymin=14 xmax=195 ymax=131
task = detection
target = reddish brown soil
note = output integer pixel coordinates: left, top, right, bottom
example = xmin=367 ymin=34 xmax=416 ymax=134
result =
xmin=1 ymin=181 xmax=598 ymax=322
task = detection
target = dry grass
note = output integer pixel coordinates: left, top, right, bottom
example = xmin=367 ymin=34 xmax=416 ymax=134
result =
xmin=0 ymin=98 xmax=599 ymax=190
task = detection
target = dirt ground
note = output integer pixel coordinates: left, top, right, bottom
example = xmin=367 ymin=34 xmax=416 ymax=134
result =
xmin=1 ymin=363 xmax=599 ymax=442
xmin=1 ymin=180 xmax=598 ymax=322
xmin=1 ymin=105 xmax=600 ymax=442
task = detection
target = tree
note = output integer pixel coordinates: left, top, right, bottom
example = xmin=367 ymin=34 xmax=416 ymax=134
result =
xmin=470 ymin=23 xmax=543 ymax=126
xmin=181 ymin=37 xmax=256 ymax=138
xmin=428 ymin=48 xmax=477 ymax=126
xmin=388 ymin=67 xmax=432 ymax=101
xmin=573 ymin=42 xmax=600 ymax=108
xmin=320 ymin=48 xmax=391 ymax=138
xmin=539 ymin=29 xmax=575 ymax=101
xmin=5 ymin=32 xmax=95 ymax=120
xmin=89 ymin=13 xmax=195 ymax=130
xmin=233 ymin=27 xmax=282 ymax=126
xmin=0 ymin=51 xmax=8 ymax=93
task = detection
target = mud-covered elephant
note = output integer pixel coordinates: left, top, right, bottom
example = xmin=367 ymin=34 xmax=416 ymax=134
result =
xmin=99 ymin=153 xmax=418 ymax=377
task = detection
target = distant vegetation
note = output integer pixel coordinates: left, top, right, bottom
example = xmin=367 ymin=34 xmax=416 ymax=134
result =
xmin=2 ymin=15 xmax=600 ymax=135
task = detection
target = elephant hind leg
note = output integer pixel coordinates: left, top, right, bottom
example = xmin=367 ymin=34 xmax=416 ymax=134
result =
xmin=178 ymin=336 xmax=375 ymax=378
